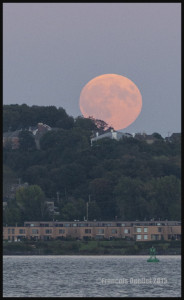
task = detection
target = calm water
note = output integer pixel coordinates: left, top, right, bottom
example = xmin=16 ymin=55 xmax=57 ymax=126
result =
xmin=3 ymin=255 xmax=181 ymax=297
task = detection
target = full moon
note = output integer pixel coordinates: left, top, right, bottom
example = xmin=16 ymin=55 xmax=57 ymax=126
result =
xmin=79 ymin=74 xmax=142 ymax=130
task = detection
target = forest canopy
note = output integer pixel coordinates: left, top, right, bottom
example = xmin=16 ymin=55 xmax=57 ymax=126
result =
xmin=3 ymin=104 xmax=181 ymax=225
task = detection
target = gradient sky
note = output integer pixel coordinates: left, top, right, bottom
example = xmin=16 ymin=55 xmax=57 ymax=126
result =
xmin=3 ymin=3 xmax=181 ymax=137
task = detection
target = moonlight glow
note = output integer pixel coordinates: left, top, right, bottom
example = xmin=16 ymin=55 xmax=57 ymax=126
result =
xmin=79 ymin=74 xmax=142 ymax=130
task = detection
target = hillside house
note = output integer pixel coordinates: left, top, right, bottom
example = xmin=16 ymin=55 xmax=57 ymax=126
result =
xmin=134 ymin=133 xmax=159 ymax=144
xmin=3 ymin=130 xmax=22 ymax=149
xmin=45 ymin=201 xmax=60 ymax=216
xmin=3 ymin=123 xmax=52 ymax=150
xmin=30 ymin=123 xmax=52 ymax=149
xmin=91 ymin=129 xmax=132 ymax=145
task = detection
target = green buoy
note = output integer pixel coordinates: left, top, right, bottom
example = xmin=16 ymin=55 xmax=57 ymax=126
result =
xmin=147 ymin=246 xmax=159 ymax=262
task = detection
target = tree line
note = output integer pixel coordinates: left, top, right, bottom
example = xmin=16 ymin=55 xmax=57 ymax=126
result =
xmin=3 ymin=104 xmax=181 ymax=225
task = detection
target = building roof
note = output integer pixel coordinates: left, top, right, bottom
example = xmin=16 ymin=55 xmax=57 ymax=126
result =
xmin=3 ymin=130 xmax=22 ymax=138
xmin=91 ymin=130 xmax=132 ymax=144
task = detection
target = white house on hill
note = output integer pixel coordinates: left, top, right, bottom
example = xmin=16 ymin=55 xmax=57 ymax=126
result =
xmin=91 ymin=129 xmax=132 ymax=145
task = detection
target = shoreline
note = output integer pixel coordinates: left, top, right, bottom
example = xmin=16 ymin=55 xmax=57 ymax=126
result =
xmin=3 ymin=239 xmax=181 ymax=256
xmin=3 ymin=253 xmax=181 ymax=256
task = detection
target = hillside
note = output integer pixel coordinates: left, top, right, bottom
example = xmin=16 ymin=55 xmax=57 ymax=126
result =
xmin=3 ymin=104 xmax=181 ymax=225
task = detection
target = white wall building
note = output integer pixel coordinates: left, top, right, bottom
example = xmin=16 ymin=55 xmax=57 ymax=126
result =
xmin=91 ymin=130 xmax=132 ymax=145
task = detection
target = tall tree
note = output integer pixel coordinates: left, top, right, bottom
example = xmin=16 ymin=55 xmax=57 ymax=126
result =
xmin=16 ymin=185 xmax=49 ymax=221
xmin=19 ymin=130 xmax=36 ymax=151
xmin=114 ymin=176 xmax=149 ymax=220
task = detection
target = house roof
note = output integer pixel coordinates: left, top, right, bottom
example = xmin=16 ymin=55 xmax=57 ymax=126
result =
xmin=3 ymin=130 xmax=22 ymax=138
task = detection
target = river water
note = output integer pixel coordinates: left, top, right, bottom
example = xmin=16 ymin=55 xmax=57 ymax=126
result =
xmin=3 ymin=255 xmax=181 ymax=297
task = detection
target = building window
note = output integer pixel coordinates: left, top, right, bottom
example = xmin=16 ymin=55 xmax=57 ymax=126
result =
xmin=136 ymin=235 xmax=141 ymax=240
xmin=158 ymin=227 xmax=162 ymax=232
xmin=45 ymin=229 xmax=52 ymax=234
xmin=136 ymin=228 xmax=142 ymax=233
xmin=151 ymin=234 xmax=159 ymax=240
xmin=124 ymin=229 xmax=130 ymax=234
xmin=59 ymin=229 xmax=65 ymax=234
xmin=98 ymin=229 xmax=104 ymax=234
xmin=54 ymin=224 xmax=63 ymax=227
xmin=111 ymin=229 xmax=117 ymax=234
xmin=8 ymin=229 xmax=10 ymax=234
xmin=40 ymin=223 xmax=49 ymax=227
xmin=85 ymin=229 xmax=91 ymax=234
xmin=32 ymin=229 xmax=39 ymax=234
xmin=19 ymin=229 xmax=25 ymax=234
xmin=64 ymin=224 xmax=70 ymax=227
xmin=12 ymin=229 xmax=15 ymax=234
xmin=144 ymin=228 xmax=148 ymax=233
xmin=43 ymin=236 xmax=51 ymax=241
xmin=144 ymin=235 xmax=148 ymax=240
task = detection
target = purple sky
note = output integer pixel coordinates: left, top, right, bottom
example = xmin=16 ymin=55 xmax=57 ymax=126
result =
xmin=3 ymin=3 xmax=181 ymax=137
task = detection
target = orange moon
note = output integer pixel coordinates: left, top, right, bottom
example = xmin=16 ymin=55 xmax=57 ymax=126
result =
xmin=79 ymin=74 xmax=142 ymax=130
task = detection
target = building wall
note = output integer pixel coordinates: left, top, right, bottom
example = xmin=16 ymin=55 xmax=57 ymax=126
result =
xmin=90 ymin=130 xmax=128 ymax=145
xmin=3 ymin=227 xmax=26 ymax=242
xmin=3 ymin=221 xmax=181 ymax=242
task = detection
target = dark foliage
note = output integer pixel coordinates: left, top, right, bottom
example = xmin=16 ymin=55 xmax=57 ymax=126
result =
xmin=3 ymin=105 xmax=181 ymax=225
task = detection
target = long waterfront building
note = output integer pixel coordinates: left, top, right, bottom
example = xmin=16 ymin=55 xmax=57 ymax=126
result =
xmin=3 ymin=220 xmax=181 ymax=242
